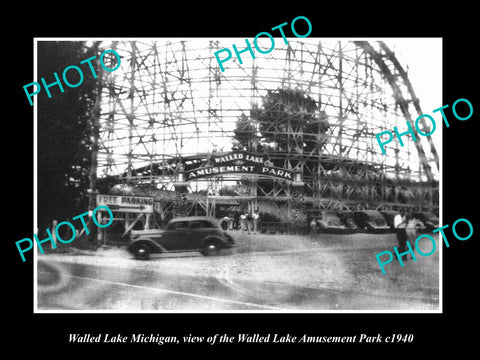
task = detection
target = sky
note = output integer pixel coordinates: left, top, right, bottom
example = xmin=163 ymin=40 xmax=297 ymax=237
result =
xmin=383 ymin=38 xmax=443 ymax=150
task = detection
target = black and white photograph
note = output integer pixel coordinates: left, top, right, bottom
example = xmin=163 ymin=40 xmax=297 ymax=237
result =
xmin=33 ymin=37 xmax=442 ymax=312
xmin=6 ymin=7 xmax=478 ymax=354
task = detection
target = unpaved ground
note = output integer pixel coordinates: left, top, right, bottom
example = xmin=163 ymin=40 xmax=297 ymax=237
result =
xmin=37 ymin=231 xmax=440 ymax=311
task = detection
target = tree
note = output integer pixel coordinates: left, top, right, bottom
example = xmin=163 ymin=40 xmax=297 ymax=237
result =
xmin=37 ymin=41 xmax=100 ymax=230
xmin=232 ymin=113 xmax=261 ymax=151
xmin=231 ymin=88 xmax=330 ymax=198
xmin=253 ymin=88 xmax=329 ymax=153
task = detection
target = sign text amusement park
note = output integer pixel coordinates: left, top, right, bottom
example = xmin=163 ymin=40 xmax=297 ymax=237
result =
xmin=186 ymin=151 xmax=294 ymax=181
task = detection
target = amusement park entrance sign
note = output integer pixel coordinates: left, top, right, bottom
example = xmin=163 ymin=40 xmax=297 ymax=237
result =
xmin=185 ymin=151 xmax=294 ymax=181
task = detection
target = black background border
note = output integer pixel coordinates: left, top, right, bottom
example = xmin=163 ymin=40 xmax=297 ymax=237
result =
xmin=6 ymin=5 xmax=478 ymax=355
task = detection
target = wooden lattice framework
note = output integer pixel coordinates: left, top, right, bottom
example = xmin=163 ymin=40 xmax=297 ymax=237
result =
xmin=95 ymin=39 xmax=439 ymax=230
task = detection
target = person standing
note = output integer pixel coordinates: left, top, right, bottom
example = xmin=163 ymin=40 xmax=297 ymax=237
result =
xmin=246 ymin=212 xmax=253 ymax=234
xmin=221 ymin=215 xmax=230 ymax=230
xmin=394 ymin=209 xmax=408 ymax=261
xmin=309 ymin=218 xmax=318 ymax=240
xmin=252 ymin=210 xmax=260 ymax=234
xmin=405 ymin=212 xmax=420 ymax=259
xmin=233 ymin=210 xmax=240 ymax=230
xmin=406 ymin=213 xmax=418 ymax=242
xmin=240 ymin=212 xmax=247 ymax=232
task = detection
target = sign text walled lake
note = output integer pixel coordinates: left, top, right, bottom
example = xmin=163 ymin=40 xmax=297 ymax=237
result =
xmin=185 ymin=151 xmax=294 ymax=181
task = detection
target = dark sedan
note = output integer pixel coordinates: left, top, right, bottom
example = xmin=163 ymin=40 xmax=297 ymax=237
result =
xmin=337 ymin=211 xmax=359 ymax=231
xmin=414 ymin=211 xmax=439 ymax=231
xmin=316 ymin=210 xmax=348 ymax=233
xmin=354 ymin=210 xmax=391 ymax=233
xmin=128 ymin=216 xmax=235 ymax=260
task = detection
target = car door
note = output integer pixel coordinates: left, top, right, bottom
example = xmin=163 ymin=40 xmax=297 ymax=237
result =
xmin=186 ymin=220 xmax=215 ymax=250
xmin=161 ymin=220 xmax=190 ymax=251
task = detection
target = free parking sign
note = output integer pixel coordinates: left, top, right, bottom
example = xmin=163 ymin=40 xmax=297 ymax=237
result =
xmin=96 ymin=194 xmax=154 ymax=213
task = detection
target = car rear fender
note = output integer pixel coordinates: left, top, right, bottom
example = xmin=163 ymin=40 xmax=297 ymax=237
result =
xmin=223 ymin=231 xmax=235 ymax=245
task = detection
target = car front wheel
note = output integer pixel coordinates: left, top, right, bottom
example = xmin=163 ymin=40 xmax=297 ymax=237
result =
xmin=134 ymin=243 xmax=151 ymax=260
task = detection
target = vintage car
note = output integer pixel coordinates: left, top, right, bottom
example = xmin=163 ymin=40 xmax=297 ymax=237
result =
xmin=413 ymin=211 xmax=439 ymax=231
xmin=127 ymin=216 xmax=235 ymax=260
xmin=316 ymin=210 xmax=348 ymax=233
xmin=380 ymin=210 xmax=400 ymax=231
xmin=354 ymin=210 xmax=391 ymax=233
xmin=337 ymin=210 xmax=359 ymax=231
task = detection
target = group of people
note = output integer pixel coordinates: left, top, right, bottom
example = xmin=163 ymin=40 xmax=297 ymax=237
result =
xmin=221 ymin=210 xmax=260 ymax=234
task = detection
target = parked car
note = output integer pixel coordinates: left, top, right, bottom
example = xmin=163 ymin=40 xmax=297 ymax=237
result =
xmin=316 ymin=210 xmax=348 ymax=233
xmin=128 ymin=216 xmax=235 ymax=260
xmin=414 ymin=211 xmax=439 ymax=231
xmin=354 ymin=210 xmax=391 ymax=233
xmin=380 ymin=210 xmax=400 ymax=232
xmin=337 ymin=210 xmax=359 ymax=231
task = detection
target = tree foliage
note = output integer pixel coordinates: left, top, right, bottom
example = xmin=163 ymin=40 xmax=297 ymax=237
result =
xmin=232 ymin=113 xmax=261 ymax=151
xmin=37 ymin=41 xmax=100 ymax=229
xmin=233 ymin=88 xmax=329 ymax=153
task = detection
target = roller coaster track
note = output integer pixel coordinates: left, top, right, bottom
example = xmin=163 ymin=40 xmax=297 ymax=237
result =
xmin=354 ymin=41 xmax=439 ymax=183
